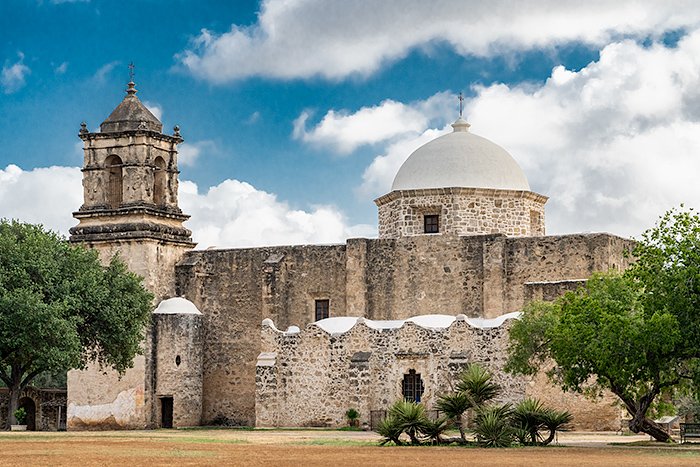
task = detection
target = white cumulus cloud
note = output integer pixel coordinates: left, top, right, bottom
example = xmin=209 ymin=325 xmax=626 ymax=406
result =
xmin=0 ymin=165 xmax=82 ymax=235
xmin=300 ymin=30 xmax=700 ymax=237
xmin=177 ymin=0 xmax=700 ymax=82
xmin=2 ymin=52 xmax=31 ymax=94
xmin=294 ymin=93 xmax=453 ymax=154
xmin=179 ymin=179 xmax=374 ymax=248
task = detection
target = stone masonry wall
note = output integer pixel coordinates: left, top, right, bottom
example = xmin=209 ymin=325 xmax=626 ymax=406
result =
xmin=256 ymin=315 xmax=524 ymax=427
xmin=153 ymin=313 xmax=204 ymax=428
xmin=0 ymin=387 xmax=67 ymax=431
xmin=175 ymin=244 xmax=347 ymax=426
xmin=177 ymin=232 xmax=634 ymax=426
xmin=375 ymin=187 xmax=547 ymax=239
xmin=255 ymin=315 xmax=622 ymax=430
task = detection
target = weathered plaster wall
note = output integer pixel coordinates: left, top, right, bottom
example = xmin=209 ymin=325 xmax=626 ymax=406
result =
xmin=67 ymin=357 xmax=147 ymax=430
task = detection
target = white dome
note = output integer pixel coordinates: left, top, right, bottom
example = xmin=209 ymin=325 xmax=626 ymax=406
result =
xmin=153 ymin=297 xmax=202 ymax=315
xmin=391 ymin=118 xmax=530 ymax=192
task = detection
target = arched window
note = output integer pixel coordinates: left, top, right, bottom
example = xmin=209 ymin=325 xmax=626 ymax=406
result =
xmin=402 ymin=369 xmax=424 ymax=402
xmin=153 ymin=156 xmax=166 ymax=205
xmin=105 ymin=155 xmax=123 ymax=209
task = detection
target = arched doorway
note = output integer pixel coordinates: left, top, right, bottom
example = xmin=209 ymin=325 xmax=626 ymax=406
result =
xmin=105 ymin=155 xmax=123 ymax=208
xmin=153 ymin=156 xmax=166 ymax=205
xmin=18 ymin=397 xmax=36 ymax=431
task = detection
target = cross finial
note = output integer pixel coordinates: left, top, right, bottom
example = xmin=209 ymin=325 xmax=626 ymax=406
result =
xmin=458 ymin=92 xmax=464 ymax=117
xmin=128 ymin=62 xmax=135 ymax=81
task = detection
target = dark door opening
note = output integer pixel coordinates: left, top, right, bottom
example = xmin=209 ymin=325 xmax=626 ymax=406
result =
xmin=160 ymin=397 xmax=173 ymax=428
xmin=18 ymin=397 xmax=36 ymax=430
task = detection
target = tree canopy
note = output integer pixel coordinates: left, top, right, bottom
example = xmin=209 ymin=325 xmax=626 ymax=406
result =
xmin=506 ymin=207 xmax=700 ymax=442
xmin=0 ymin=220 xmax=153 ymax=428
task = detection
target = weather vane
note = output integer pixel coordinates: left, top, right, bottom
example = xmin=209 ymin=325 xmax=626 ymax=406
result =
xmin=458 ymin=92 xmax=464 ymax=117
xmin=128 ymin=62 xmax=135 ymax=81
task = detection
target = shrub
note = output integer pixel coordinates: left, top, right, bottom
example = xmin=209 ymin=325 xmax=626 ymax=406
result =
xmin=13 ymin=408 xmax=26 ymax=425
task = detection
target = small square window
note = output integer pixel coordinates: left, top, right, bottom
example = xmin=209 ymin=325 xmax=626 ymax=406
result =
xmin=315 ymin=299 xmax=329 ymax=321
xmin=424 ymin=215 xmax=439 ymax=233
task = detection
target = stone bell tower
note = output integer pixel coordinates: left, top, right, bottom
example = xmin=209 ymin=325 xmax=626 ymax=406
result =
xmin=69 ymin=80 xmax=195 ymax=301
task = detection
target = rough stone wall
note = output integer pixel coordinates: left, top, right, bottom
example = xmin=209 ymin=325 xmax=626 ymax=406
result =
xmin=153 ymin=313 xmax=203 ymax=428
xmin=256 ymin=316 xmax=523 ymax=427
xmin=375 ymin=187 xmax=547 ymax=239
xmin=175 ymin=244 xmax=347 ymax=426
xmin=66 ymin=238 xmax=192 ymax=430
xmin=177 ymin=232 xmax=634 ymax=425
xmin=0 ymin=387 xmax=67 ymax=431
xmin=255 ymin=315 xmax=621 ymax=429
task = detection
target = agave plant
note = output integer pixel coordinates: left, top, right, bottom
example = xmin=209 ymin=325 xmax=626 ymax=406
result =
xmin=456 ymin=363 xmax=502 ymax=406
xmin=473 ymin=404 xmax=514 ymax=448
xmin=376 ymin=415 xmax=404 ymax=446
xmin=388 ymin=399 xmax=430 ymax=445
xmin=436 ymin=392 xmax=471 ymax=442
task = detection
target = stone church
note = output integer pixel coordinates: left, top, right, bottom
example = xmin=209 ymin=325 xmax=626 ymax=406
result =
xmin=65 ymin=81 xmax=633 ymax=431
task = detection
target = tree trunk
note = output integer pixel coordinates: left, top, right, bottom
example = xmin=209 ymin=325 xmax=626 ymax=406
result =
xmin=610 ymin=384 xmax=670 ymax=442
xmin=629 ymin=416 xmax=670 ymax=442
xmin=6 ymin=378 xmax=21 ymax=430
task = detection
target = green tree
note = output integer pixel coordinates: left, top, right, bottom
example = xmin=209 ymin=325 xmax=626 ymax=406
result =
xmin=506 ymin=270 xmax=688 ymax=442
xmin=0 ymin=220 xmax=153 ymax=429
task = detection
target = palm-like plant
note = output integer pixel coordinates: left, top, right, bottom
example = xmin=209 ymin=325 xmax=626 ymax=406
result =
xmin=377 ymin=415 xmax=404 ymax=446
xmin=540 ymin=408 xmax=573 ymax=445
xmin=422 ymin=416 xmax=451 ymax=445
xmin=456 ymin=363 xmax=502 ymax=406
xmin=511 ymin=398 xmax=546 ymax=445
xmin=436 ymin=392 xmax=471 ymax=442
xmin=388 ymin=399 xmax=430 ymax=444
xmin=473 ymin=404 xmax=514 ymax=447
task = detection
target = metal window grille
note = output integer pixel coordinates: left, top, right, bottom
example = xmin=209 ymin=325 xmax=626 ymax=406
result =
xmin=315 ymin=299 xmax=329 ymax=321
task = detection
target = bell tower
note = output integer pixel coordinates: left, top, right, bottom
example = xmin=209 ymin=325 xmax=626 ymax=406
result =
xmin=69 ymin=79 xmax=195 ymax=301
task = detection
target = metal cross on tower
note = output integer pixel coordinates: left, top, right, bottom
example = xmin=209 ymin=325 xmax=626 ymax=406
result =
xmin=128 ymin=62 xmax=135 ymax=81
xmin=458 ymin=92 xmax=464 ymax=117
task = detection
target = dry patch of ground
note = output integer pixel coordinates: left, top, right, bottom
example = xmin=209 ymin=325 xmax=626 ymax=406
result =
xmin=0 ymin=430 xmax=698 ymax=467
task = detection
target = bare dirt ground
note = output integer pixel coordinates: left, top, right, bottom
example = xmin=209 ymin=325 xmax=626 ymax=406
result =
xmin=0 ymin=430 xmax=698 ymax=467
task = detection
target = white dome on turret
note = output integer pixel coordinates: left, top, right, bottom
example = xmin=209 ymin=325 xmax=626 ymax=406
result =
xmin=391 ymin=118 xmax=530 ymax=192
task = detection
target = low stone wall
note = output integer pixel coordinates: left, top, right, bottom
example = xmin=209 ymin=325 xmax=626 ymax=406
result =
xmin=255 ymin=314 xmax=622 ymax=430
xmin=0 ymin=387 xmax=67 ymax=431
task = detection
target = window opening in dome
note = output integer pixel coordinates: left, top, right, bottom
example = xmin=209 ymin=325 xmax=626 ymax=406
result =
xmin=424 ymin=215 xmax=439 ymax=234
xmin=315 ymin=299 xmax=329 ymax=321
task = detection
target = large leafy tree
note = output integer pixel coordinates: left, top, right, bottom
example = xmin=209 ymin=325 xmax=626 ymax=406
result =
xmin=0 ymin=220 xmax=153 ymax=428
xmin=506 ymin=207 xmax=700 ymax=442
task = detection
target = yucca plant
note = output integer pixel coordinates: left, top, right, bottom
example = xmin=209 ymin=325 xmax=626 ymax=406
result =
xmin=473 ymin=404 xmax=514 ymax=447
xmin=421 ymin=416 xmax=451 ymax=445
xmin=376 ymin=415 xmax=404 ymax=446
xmin=436 ymin=392 xmax=471 ymax=442
xmin=456 ymin=363 xmax=502 ymax=406
xmin=388 ymin=399 xmax=430 ymax=445
xmin=540 ymin=408 xmax=573 ymax=445
xmin=511 ymin=398 xmax=546 ymax=445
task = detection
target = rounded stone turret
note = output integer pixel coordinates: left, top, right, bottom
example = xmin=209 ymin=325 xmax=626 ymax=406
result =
xmin=152 ymin=298 xmax=203 ymax=428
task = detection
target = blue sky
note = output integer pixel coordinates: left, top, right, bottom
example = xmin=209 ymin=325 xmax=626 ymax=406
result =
xmin=3 ymin=0 xmax=700 ymax=248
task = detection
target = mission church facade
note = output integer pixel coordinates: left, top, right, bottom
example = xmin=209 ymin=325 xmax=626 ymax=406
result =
xmin=65 ymin=81 xmax=633 ymax=430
